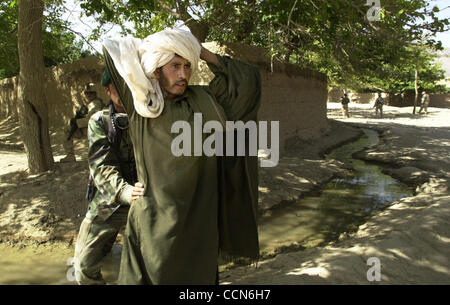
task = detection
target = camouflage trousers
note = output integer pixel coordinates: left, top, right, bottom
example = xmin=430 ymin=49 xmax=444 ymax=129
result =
xmin=341 ymin=104 xmax=350 ymax=118
xmin=375 ymin=105 xmax=383 ymax=117
xmin=418 ymin=102 xmax=429 ymax=114
xmin=74 ymin=206 xmax=129 ymax=285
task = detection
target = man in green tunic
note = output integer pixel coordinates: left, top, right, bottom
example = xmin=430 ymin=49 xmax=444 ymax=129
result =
xmin=103 ymin=28 xmax=261 ymax=284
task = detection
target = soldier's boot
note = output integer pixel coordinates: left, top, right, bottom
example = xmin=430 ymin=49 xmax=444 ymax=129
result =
xmin=61 ymin=135 xmax=76 ymax=163
xmin=60 ymin=153 xmax=76 ymax=163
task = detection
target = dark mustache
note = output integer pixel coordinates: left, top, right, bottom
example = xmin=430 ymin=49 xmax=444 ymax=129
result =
xmin=175 ymin=79 xmax=188 ymax=85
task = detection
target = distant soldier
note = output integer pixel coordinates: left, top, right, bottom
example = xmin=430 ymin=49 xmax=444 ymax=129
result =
xmin=418 ymin=91 xmax=430 ymax=114
xmin=373 ymin=93 xmax=384 ymax=118
xmin=340 ymin=93 xmax=350 ymax=118
xmin=60 ymin=83 xmax=107 ymax=162
xmin=73 ymin=69 xmax=144 ymax=285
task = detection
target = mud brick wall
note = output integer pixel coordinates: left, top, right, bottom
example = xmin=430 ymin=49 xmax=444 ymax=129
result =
xmin=428 ymin=94 xmax=450 ymax=108
xmin=328 ymin=89 xmax=385 ymax=105
xmin=257 ymin=68 xmax=328 ymax=152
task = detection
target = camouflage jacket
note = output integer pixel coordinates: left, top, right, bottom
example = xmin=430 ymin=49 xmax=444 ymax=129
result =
xmin=86 ymin=105 xmax=137 ymax=221
xmin=375 ymin=97 xmax=384 ymax=106
xmin=341 ymin=96 xmax=350 ymax=105
xmin=421 ymin=94 xmax=430 ymax=104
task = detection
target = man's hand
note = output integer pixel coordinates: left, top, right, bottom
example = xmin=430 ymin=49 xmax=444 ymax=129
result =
xmin=200 ymin=46 xmax=222 ymax=67
xmin=131 ymin=182 xmax=145 ymax=202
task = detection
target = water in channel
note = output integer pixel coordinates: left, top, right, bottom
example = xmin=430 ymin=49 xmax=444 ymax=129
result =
xmin=258 ymin=128 xmax=413 ymax=255
xmin=0 ymin=128 xmax=413 ymax=284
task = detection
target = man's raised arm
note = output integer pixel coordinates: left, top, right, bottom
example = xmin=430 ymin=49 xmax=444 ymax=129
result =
xmin=200 ymin=46 xmax=222 ymax=68
xmin=203 ymin=46 xmax=261 ymax=122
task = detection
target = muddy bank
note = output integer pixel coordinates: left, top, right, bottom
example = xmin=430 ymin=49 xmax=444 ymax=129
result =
xmin=354 ymin=125 xmax=450 ymax=185
xmin=258 ymin=119 xmax=362 ymax=212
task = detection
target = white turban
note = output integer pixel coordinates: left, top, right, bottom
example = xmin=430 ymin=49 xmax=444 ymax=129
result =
xmin=103 ymin=28 xmax=201 ymax=118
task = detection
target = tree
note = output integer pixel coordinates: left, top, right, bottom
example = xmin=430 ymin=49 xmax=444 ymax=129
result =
xmin=349 ymin=45 xmax=447 ymax=94
xmin=17 ymin=0 xmax=53 ymax=173
xmin=3 ymin=0 xmax=94 ymax=174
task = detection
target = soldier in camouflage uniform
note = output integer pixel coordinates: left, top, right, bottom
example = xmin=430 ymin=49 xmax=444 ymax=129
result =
xmin=418 ymin=91 xmax=430 ymax=114
xmin=60 ymin=83 xmax=107 ymax=163
xmin=373 ymin=93 xmax=384 ymax=118
xmin=73 ymin=69 xmax=144 ymax=285
xmin=340 ymin=93 xmax=350 ymax=118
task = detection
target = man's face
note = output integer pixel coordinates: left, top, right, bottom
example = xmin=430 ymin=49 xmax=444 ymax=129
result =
xmin=154 ymin=55 xmax=192 ymax=99
xmin=105 ymin=83 xmax=125 ymax=113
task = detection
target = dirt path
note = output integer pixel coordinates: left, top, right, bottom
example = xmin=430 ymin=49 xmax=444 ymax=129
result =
xmin=0 ymin=116 xmax=89 ymax=244
xmin=221 ymin=104 xmax=450 ymax=284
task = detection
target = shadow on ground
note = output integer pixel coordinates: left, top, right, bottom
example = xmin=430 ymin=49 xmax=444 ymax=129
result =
xmin=328 ymin=107 xmax=436 ymax=121
xmin=0 ymin=161 xmax=89 ymax=243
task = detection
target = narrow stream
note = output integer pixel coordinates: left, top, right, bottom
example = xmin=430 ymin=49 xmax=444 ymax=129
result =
xmin=257 ymin=128 xmax=413 ymax=255
xmin=0 ymin=128 xmax=413 ymax=284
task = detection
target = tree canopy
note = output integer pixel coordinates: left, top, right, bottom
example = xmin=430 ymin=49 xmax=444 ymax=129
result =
xmin=78 ymin=0 xmax=449 ymax=93
xmin=2 ymin=0 xmax=449 ymax=89
xmin=0 ymin=0 xmax=91 ymax=79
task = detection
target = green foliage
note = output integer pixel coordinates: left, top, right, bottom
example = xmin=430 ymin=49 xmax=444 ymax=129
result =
xmin=0 ymin=0 xmax=92 ymax=80
xmin=0 ymin=1 xmax=20 ymax=78
xmin=351 ymin=46 xmax=448 ymax=94
xmin=79 ymin=0 xmax=163 ymax=39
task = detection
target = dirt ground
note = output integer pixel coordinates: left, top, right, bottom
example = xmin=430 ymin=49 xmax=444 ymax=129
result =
xmin=0 ymin=116 xmax=90 ymax=244
xmin=0 ymin=102 xmax=449 ymax=284
xmin=221 ymin=103 xmax=450 ymax=284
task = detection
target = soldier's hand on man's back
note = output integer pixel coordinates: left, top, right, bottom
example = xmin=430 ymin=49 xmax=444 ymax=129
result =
xmin=131 ymin=182 xmax=145 ymax=202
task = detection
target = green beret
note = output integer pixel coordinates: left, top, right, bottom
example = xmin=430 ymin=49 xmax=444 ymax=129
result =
xmin=101 ymin=67 xmax=111 ymax=86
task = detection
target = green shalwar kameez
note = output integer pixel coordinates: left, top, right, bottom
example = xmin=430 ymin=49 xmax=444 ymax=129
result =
xmin=104 ymin=50 xmax=261 ymax=285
